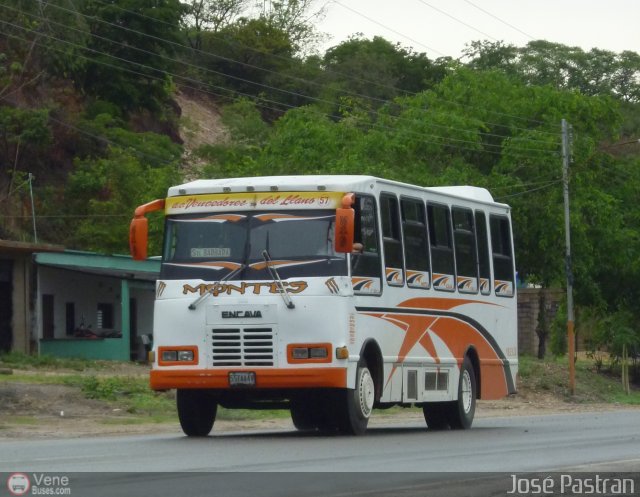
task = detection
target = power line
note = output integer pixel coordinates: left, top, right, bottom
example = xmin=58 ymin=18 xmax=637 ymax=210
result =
xmin=489 ymin=177 xmax=563 ymax=191
xmin=326 ymin=1 xmax=446 ymax=57
xmin=12 ymin=0 xmax=559 ymax=146
xmin=35 ymin=0 xmax=560 ymax=132
xmin=415 ymin=0 xmax=497 ymax=42
xmin=0 ymin=20 xmax=560 ymax=158
xmin=460 ymin=0 xmax=535 ymax=40
xmin=51 ymin=0 xmax=411 ymax=103
xmin=494 ymin=180 xmax=562 ymax=200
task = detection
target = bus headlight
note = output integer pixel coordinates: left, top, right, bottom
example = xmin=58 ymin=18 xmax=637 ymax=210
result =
xmin=158 ymin=347 xmax=198 ymax=365
xmin=309 ymin=347 xmax=328 ymax=359
xmin=161 ymin=350 xmax=178 ymax=362
xmin=287 ymin=344 xmax=332 ymax=363
xmin=292 ymin=347 xmax=309 ymax=359
xmin=177 ymin=350 xmax=194 ymax=362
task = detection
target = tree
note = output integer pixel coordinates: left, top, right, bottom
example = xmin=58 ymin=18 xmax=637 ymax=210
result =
xmin=0 ymin=0 xmax=90 ymax=86
xmin=0 ymin=106 xmax=51 ymax=195
xmin=62 ymin=115 xmax=182 ymax=253
xmin=464 ymin=40 xmax=640 ymax=103
xmin=181 ymin=0 xmax=250 ymax=50
xmin=80 ymin=0 xmax=184 ymax=113
xmin=322 ymin=36 xmax=448 ymax=112
xmin=261 ymin=0 xmax=326 ymax=55
xmin=199 ymin=16 xmax=294 ymax=107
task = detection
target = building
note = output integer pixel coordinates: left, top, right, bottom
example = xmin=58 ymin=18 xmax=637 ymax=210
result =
xmin=0 ymin=241 xmax=159 ymax=361
xmin=0 ymin=240 xmax=63 ymax=355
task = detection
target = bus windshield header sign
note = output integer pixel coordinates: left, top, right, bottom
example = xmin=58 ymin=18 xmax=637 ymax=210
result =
xmin=165 ymin=191 xmax=345 ymax=215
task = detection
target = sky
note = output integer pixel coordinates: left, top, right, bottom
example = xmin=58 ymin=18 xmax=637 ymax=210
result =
xmin=315 ymin=0 xmax=640 ymax=58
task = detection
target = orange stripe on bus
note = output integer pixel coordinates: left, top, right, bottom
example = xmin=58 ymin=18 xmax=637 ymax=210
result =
xmin=363 ymin=309 xmax=509 ymax=399
xmin=150 ymin=367 xmax=347 ymax=390
xmin=428 ymin=317 xmax=508 ymax=399
xmin=398 ymin=297 xmax=500 ymax=311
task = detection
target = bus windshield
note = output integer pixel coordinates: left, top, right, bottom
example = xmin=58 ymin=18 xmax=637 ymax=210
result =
xmin=160 ymin=210 xmax=347 ymax=280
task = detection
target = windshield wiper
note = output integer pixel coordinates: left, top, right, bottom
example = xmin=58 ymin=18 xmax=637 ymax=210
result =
xmin=188 ymin=264 xmax=245 ymax=310
xmin=262 ymin=249 xmax=295 ymax=309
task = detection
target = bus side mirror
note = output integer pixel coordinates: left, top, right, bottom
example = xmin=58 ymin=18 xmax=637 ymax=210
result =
xmin=129 ymin=199 xmax=165 ymax=261
xmin=130 ymin=217 xmax=149 ymax=261
xmin=334 ymin=193 xmax=355 ymax=253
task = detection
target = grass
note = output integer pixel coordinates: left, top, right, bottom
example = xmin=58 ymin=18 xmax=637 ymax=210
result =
xmin=518 ymin=355 xmax=640 ymax=404
xmin=0 ymin=352 xmax=110 ymax=371
xmin=99 ymin=415 xmax=176 ymax=425
xmin=4 ymin=416 xmax=39 ymax=425
xmin=3 ymin=352 xmax=639 ymax=431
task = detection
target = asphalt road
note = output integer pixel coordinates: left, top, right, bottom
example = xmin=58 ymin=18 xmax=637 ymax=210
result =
xmin=1 ymin=410 xmax=638 ymax=497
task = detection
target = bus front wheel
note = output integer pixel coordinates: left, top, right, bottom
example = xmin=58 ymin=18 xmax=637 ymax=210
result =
xmin=337 ymin=359 xmax=374 ymax=435
xmin=290 ymin=396 xmax=319 ymax=431
xmin=177 ymin=389 xmax=218 ymax=437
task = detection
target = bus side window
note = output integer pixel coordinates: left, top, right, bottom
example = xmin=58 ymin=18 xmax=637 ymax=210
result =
xmin=351 ymin=195 xmax=382 ymax=294
xmin=452 ymin=207 xmax=478 ymax=294
xmin=475 ymin=210 xmax=491 ymax=295
xmin=401 ymin=198 xmax=430 ymax=289
xmin=490 ymin=214 xmax=515 ymax=297
xmin=380 ymin=194 xmax=404 ymax=287
xmin=427 ymin=203 xmax=455 ymax=292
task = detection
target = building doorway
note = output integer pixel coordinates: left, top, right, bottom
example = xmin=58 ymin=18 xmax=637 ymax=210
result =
xmin=42 ymin=294 xmax=54 ymax=340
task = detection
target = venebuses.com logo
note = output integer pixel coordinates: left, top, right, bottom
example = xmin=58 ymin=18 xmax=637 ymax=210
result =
xmin=6 ymin=473 xmax=71 ymax=496
xmin=6 ymin=473 xmax=30 ymax=496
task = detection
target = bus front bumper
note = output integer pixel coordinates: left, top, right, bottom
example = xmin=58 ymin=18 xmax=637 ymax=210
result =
xmin=150 ymin=367 xmax=347 ymax=390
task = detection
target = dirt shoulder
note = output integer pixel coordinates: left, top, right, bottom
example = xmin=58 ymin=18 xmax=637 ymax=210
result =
xmin=1 ymin=363 xmax=637 ymax=440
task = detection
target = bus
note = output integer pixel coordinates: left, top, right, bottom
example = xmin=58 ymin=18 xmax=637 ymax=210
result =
xmin=129 ymin=175 xmax=518 ymax=437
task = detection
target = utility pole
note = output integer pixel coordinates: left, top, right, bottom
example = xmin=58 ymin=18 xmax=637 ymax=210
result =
xmin=561 ymin=119 xmax=575 ymax=395
xmin=28 ymin=173 xmax=38 ymax=244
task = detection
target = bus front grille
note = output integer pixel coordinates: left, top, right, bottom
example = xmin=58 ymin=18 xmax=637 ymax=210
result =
xmin=211 ymin=327 xmax=274 ymax=367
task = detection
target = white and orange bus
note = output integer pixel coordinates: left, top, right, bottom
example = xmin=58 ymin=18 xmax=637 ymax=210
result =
xmin=130 ymin=175 xmax=518 ymax=436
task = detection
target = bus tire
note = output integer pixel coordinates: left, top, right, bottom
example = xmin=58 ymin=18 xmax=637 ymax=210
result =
xmin=422 ymin=402 xmax=450 ymax=430
xmin=338 ymin=359 xmax=374 ymax=435
xmin=448 ymin=356 xmax=476 ymax=430
xmin=290 ymin=397 xmax=318 ymax=431
xmin=177 ymin=389 xmax=217 ymax=437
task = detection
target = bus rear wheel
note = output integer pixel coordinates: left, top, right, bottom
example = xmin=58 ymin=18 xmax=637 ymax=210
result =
xmin=177 ymin=389 xmax=218 ymax=437
xmin=448 ymin=356 xmax=476 ymax=429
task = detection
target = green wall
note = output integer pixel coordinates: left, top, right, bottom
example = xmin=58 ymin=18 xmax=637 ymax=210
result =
xmin=40 ymin=337 xmax=128 ymax=361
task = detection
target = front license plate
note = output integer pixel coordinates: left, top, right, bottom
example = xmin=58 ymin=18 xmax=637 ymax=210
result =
xmin=229 ymin=371 xmax=256 ymax=387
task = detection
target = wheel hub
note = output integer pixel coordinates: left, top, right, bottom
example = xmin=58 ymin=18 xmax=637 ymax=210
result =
xmin=358 ymin=368 xmax=375 ymax=418
xmin=461 ymin=370 xmax=473 ymax=414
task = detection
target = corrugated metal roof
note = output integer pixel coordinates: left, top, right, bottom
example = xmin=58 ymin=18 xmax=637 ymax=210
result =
xmin=34 ymin=250 xmax=160 ymax=282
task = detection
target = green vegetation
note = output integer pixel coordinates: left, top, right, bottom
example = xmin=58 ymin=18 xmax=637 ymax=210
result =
xmin=0 ymin=351 xmax=112 ymax=371
xmin=518 ymin=355 xmax=640 ymax=404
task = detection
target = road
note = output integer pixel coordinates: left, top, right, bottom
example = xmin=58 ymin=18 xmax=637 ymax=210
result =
xmin=1 ymin=410 xmax=638 ymax=496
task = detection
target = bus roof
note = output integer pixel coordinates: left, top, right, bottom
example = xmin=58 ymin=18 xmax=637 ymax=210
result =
xmin=168 ymin=175 xmax=500 ymax=206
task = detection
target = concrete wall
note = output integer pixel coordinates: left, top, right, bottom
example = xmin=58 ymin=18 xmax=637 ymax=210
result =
xmin=38 ymin=266 xmax=123 ymax=339
xmin=0 ymin=254 xmax=33 ymax=355
xmin=11 ymin=256 xmax=31 ymax=354
xmin=131 ymin=286 xmax=155 ymax=337
xmin=37 ymin=266 xmax=155 ymax=361
xmin=517 ymin=288 xmax=564 ymax=356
